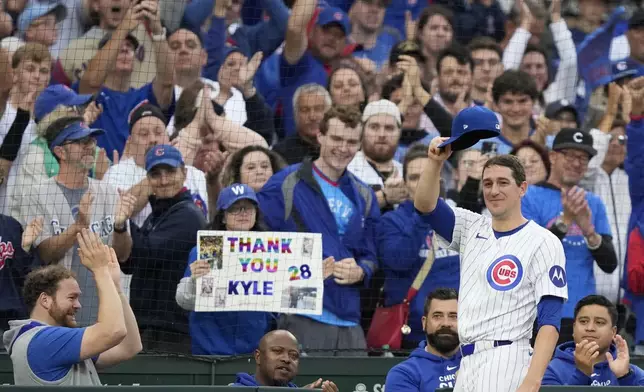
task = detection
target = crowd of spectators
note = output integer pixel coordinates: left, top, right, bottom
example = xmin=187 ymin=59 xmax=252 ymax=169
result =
xmin=0 ymin=0 xmax=644 ymax=361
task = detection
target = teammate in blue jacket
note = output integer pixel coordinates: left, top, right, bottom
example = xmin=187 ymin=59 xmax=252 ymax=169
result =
xmin=542 ymin=295 xmax=644 ymax=386
xmin=385 ymin=288 xmax=461 ymax=392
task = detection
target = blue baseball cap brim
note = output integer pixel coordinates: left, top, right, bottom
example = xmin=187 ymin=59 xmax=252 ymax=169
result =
xmin=438 ymin=130 xmax=500 ymax=151
xmin=18 ymin=2 xmax=67 ymax=37
xmin=219 ymin=194 xmax=258 ymax=211
xmin=49 ymin=122 xmax=104 ymax=149
xmin=35 ymin=86 xmax=93 ymax=122
xmin=146 ymin=158 xmax=184 ymax=171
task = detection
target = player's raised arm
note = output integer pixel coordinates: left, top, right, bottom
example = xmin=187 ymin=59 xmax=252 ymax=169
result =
xmin=413 ymin=137 xmax=457 ymax=243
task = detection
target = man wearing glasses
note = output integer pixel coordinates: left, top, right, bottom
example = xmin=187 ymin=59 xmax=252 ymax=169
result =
xmin=522 ymin=128 xmax=618 ymax=344
xmin=17 ymin=120 xmax=135 ymax=327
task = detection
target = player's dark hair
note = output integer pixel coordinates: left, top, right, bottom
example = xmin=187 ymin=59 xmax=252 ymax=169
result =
xmin=467 ymin=37 xmax=503 ymax=60
xmin=436 ymin=44 xmax=473 ymax=74
xmin=492 ymin=70 xmax=539 ymax=103
xmin=402 ymin=143 xmax=428 ymax=180
xmin=23 ymin=265 xmax=76 ymax=313
xmin=482 ymin=155 xmax=527 ymax=186
xmin=574 ymin=295 xmax=618 ymax=327
xmin=423 ymin=288 xmax=458 ymax=316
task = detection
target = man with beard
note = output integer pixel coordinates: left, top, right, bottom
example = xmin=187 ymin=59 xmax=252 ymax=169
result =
xmin=385 ymin=288 xmax=461 ymax=392
xmin=2 ymin=229 xmax=142 ymax=386
xmin=259 ymin=106 xmax=379 ymax=355
xmin=233 ymin=330 xmax=339 ymax=390
xmin=103 ymin=103 xmax=209 ymax=226
xmin=348 ymin=99 xmax=408 ymax=212
xmin=433 ymin=45 xmax=474 ymax=116
xmin=16 ymin=120 xmax=136 ymax=327
xmin=522 ymin=128 xmax=617 ymax=343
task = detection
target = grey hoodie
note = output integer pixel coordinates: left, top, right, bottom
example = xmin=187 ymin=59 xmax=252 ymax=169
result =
xmin=3 ymin=319 xmax=101 ymax=386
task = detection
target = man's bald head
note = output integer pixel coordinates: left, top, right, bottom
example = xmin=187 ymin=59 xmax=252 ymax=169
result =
xmin=259 ymin=330 xmax=298 ymax=351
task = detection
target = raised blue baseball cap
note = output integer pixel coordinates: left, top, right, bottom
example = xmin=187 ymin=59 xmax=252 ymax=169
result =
xmin=438 ymin=106 xmax=501 ymax=151
xmin=145 ymin=144 xmax=184 ymax=171
xmin=18 ymin=1 xmax=67 ymax=39
xmin=35 ymin=85 xmax=93 ymax=122
xmin=316 ymin=7 xmax=351 ymax=35
xmin=216 ymin=183 xmax=258 ymax=211
xmin=49 ymin=121 xmax=104 ymax=150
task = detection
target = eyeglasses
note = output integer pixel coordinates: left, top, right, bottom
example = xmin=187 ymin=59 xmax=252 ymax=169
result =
xmin=610 ymin=134 xmax=627 ymax=145
xmin=559 ymin=150 xmax=589 ymax=166
xmin=227 ymin=205 xmax=253 ymax=215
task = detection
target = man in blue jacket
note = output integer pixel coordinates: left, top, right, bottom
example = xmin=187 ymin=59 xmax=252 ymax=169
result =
xmin=232 ymin=330 xmax=338 ymax=390
xmin=385 ymin=288 xmax=461 ymax=392
xmin=378 ymin=144 xmax=460 ymax=348
xmin=258 ymin=105 xmax=380 ymax=356
xmin=542 ymin=295 xmax=644 ymax=386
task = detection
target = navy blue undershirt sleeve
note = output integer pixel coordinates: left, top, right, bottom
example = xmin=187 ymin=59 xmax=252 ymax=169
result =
xmin=415 ymin=198 xmax=455 ymax=243
xmin=537 ymin=295 xmax=564 ymax=332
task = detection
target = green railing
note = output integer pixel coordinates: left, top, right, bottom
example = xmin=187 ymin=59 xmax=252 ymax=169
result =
xmin=2 ymin=354 xmax=644 ymax=391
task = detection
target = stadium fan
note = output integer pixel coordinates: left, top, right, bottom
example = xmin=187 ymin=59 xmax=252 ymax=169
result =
xmin=232 ymin=329 xmax=339 ymax=391
xmin=176 ymin=183 xmax=272 ymax=355
xmin=2 ymin=229 xmax=141 ymax=386
xmin=522 ymin=128 xmax=618 ymax=343
xmin=348 ymin=0 xmax=401 ymax=71
xmin=121 ymin=144 xmax=207 ymax=354
xmin=509 ymin=140 xmax=551 ymax=185
xmin=258 ymin=105 xmax=380 ymax=356
xmin=377 ymin=146 xmax=459 ymax=348
xmin=467 ymin=37 xmax=504 ymax=106
xmin=542 ymin=295 xmax=644 ymax=386
xmin=413 ymin=5 xmax=454 ymax=85
xmin=272 ymin=83 xmax=330 ymax=165
xmin=432 ymin=44 xmax=474 ymax=116
xmin=385 ymin=289 xmax=461 ymax=391
xmin=220 ymin=145 xmax=286 ymax=192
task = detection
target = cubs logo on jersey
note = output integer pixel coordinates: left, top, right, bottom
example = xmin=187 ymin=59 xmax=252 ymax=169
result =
xmin=486 ymin=255 xmax=524 ymax=291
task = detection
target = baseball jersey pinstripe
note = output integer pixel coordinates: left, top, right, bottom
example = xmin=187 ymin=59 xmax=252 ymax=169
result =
xmin=17 ymin=177 xmax=123 ymax=325
xmin=446 ymin=206 xmax=568 ymax=343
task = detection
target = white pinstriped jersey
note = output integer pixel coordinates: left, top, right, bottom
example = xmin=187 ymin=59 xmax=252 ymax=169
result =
xmin=445 ymin=206 xmax=568 ymax=343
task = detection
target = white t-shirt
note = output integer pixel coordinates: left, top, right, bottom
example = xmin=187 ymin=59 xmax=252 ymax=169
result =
xmin=102 ymin=157 xmax=209 ymax=227
xmin=0 ymin=104 xmax=37 ymax=215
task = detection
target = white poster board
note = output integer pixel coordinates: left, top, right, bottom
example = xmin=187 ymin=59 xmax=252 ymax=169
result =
xmin=195 ymin=231 xmax=323 ymax=315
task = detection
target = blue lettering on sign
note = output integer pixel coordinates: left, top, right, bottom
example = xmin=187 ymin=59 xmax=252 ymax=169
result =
xmin=228 ymin=280 xmax=274 ymax=295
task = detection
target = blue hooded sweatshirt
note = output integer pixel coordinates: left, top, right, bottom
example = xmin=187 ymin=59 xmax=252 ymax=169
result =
xmin=385 ymin=341 xmax=461 ymax=392
xmin=542 ymin=342 xmax=644 ymax=386
xmin=232 ymin=372 xmax=298 ymax=388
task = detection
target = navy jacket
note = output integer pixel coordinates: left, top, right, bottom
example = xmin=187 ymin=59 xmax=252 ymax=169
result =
xmin=378 ymin=201 xmax=460 ymax=343
xmin=0 ymin=215 xmax=40 ymax=313
xmin=124 ymin=189 xmax=207 ymax=334
xmin=542 ymin=342 xmax=644 ymax=386
xmin=257 ymin=159 xmax=380 ymax=323
xmin=385 ymin=341 xmax=461 ymax=392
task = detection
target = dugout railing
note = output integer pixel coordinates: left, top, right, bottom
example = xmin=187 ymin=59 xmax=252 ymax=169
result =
xmin=4 ymin=354 xmax=644 ymax=391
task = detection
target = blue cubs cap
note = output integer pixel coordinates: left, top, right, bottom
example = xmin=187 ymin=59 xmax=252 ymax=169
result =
xmin=438 ymin=106 xmax=501 ymax=151
xmin=49 ymin=121 xmax=104 ymax=150
xmin=145 ymin=144 xmax=184 ymax=171
xmin=611 ymin=59 xmax=644 ymax=82
xmin=216 ymin=183 xmax=258 ymax=211
xmin=316 ymin=7 xmax=351 ymax=35
xmin=18 ymin=1 xmax=67 ymax=39
xmin=35 ymin=85 xmax=93 ymax=122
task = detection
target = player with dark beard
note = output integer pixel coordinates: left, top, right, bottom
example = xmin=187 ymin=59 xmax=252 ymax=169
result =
xmin=385 ymin=288 xmax=462 ymax=392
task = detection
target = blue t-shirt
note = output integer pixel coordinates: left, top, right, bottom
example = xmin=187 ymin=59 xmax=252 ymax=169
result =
xmin=72 ymin=82 xmax=173 ymax=157
xmin=25 ymin=323 xmax=95 ymax=382
xmin=312 ymin=165 xmax=356 ymax=237
xmin=279 ymin=52 xmax=329 ymax=137
xmin=521 ymin=184 xmax=612 ymax=318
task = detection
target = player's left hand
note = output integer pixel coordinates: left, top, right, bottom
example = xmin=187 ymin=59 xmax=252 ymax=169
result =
xmin=607 ymin=334 xmax=631 ymax=378
xmin=333 ymin=258 xmax=365 ymax=285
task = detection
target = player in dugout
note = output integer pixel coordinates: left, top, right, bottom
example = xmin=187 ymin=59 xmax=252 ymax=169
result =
xmin=232 ymin=329 xmax=339 ymax=391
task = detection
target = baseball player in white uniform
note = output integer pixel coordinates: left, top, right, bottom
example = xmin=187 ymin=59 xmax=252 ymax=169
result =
xmin=414 ymin=125 xmax=568 ymax=390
